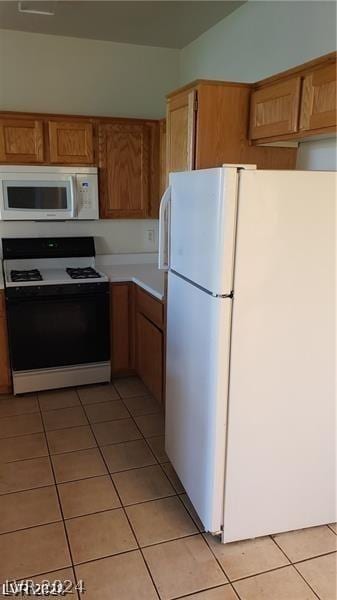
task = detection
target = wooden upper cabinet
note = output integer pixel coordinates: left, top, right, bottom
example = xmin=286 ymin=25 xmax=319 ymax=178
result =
xmin=166 ymin=82 xmax=297 ymax=172
xmin=98 ymin=121 xmax=151 ymax=219
xmin=250 ymin=77 xmax=301 ymax=140
xmin=0 ymin=118 xmax=44 ymax=163
xmin=159 ymin=119 xmax=167 ymax=196
xmin=166 ymin=89 xmax=196 ymax=173
xmin=300 ymin=64 xmax=337 ymax=131
xmin=48 ymin=120 xmax=94 ymax=164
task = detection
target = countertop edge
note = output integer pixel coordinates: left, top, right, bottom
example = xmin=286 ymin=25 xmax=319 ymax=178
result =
xmin=107 ymin=273 xmax=164 ymax=301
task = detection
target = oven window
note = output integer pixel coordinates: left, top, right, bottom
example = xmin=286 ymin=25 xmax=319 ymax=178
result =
xmin=7 ymin=292 xmax=110 ymax=371
xmin=6 ymin=186 xmax=68 ymax=210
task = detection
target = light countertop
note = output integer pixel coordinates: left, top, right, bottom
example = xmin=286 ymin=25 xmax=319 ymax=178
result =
xmin=99 ymin=263 xmax=165 ymax=301
xmin=96 ymin=254 xmax=164 ymax=300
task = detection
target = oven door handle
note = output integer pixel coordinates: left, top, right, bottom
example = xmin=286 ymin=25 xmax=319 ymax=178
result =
xmin=6 ymin=291 xmax=109 ymax=304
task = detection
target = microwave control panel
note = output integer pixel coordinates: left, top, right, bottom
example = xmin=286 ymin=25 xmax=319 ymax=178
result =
xmin=76 ymin=174 xmax=99 ymax=219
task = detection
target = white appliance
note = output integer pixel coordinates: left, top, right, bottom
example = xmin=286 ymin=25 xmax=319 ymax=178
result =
xmin=0 ymin=165 xmax=99 ymax=220
xmin=159 ymin=166 xmax=336 ymax=543
xmin=3 ymin=237 xmax=110 ymax=394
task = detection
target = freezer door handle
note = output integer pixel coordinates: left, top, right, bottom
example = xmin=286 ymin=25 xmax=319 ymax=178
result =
xmin=158 ymin=185 xmax=171 ymax=271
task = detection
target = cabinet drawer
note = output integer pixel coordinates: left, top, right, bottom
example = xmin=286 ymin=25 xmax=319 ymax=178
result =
xmin=136 ymin=286 xmax=163 ymax=329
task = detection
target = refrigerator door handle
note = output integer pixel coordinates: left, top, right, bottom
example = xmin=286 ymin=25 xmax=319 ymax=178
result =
xmin=158 ymin=185 xmax=171 ymax=271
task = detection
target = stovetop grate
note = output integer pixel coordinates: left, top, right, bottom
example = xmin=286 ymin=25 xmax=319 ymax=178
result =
xmin=66 ymin=267 xmax=101 ymax=280
xmin=11 ymin=269 xmax=43 ymax=282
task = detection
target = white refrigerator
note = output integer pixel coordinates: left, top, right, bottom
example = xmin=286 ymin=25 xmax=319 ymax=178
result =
xmin=159 ymin=165 xmax=336 ymax=543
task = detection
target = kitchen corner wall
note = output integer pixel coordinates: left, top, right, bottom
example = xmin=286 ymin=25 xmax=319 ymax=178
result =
xmin=0 ymin=29 xmax=179 ymax=118
xmin=179 ymin=0 xmax=337 ymax=171
xmin=0 ymin=28 xmax=179 ymax=253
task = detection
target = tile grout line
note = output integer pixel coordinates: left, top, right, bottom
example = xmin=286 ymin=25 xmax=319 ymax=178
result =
xmin=75 ymin=385 xmax=163 ymax=600
xmin=200 ymin=532 xmax=243 ymax=600
xmin=173 ymin=584 xmax=241 ymax=600
xmin=327 ymin=524 xmax=337 ymax=535
xmin=271 ymin=535 xmax=322 ymax=599
xmin=36 ymin=391 xmax=81 ymax=600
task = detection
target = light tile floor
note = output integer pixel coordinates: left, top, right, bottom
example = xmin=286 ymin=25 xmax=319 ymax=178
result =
xmin=0 ymin=377 xmax=336 ymax=600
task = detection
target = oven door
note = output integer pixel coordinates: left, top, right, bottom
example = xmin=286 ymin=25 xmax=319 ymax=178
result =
xmin=0 ymin=175 xmax=75 ymax=220
xmin=6 ymin=289 xmax=110 ymax=371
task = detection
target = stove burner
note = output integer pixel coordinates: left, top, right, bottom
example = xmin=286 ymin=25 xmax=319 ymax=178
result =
xmin=66 ymin=267 xmax=101 ymax=280
xmin=11 ymin=269 xmax=43 ymax=282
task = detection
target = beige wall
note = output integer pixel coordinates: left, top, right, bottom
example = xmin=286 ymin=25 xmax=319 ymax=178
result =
xmin=296 ymin=138 xmax=337 ymax=171
xmin=180 ymin=1 xmax=336 ymax=84
xmin=0 ymin=28 xmax=179 ymax=118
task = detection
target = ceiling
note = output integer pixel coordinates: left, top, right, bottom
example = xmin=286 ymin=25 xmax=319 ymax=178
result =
xmin=0 ymin=1 xmax=245 ymax=49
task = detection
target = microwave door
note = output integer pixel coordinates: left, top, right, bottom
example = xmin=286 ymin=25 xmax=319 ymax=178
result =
xmin=1 ymin=178 xmax=74 ymax=220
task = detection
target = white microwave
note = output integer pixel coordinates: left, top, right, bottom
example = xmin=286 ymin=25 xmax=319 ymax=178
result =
xmin=0 ymin=166 xmax=99 ymax=220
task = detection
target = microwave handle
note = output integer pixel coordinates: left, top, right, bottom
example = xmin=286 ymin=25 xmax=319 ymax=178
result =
xmin=70 ymin=176 xmax=77 ymax=218
xmin=158 ymin=186 xmax=171 ymax=271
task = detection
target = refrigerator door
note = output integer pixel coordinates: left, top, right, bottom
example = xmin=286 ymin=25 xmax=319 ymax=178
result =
xmin=169 ymin=167 xmax=239 ymax=295
xmin=223 ymin=169 xmax=336 ymax=542
xmin=165 ymin=271 xmax=232 ymax=533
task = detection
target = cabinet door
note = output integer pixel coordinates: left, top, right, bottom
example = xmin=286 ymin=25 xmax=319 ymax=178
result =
xmin=300 ymin=64 xmax=336 ymax=131
xmin=0 ymin=293 xmax=11 ymax=394
xmin=250 ymin=77 xmax=301 ymax=139
xmin=110 ymin=283 xmax=134 ymax=374
xmin=159 ymin=119 xmax=167 ymax=195
xmin=136 ymin=312 xmax=163 ymax=403
xmin=0 ymin=118 xmax=44 ymax=163
xmin=99 ymin=121 xmax=150 ymax=218
xmin=166 ymin=89 xmax=196 ymax=173
xmin=48 ymin=120 xmax=94 ymax=164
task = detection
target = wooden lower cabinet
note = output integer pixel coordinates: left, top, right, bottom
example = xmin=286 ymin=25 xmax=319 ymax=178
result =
xmin=0 ymin=291 xmax=11 ymax=394
xmin=136 ymin=312 xmax=163 ymax=404
xmin=110 ymin=283 xmax=135 ymax=375
xmin=110 ymin=282 xmax=164 ymax=404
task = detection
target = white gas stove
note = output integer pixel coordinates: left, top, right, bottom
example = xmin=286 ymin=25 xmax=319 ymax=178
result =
xmin=2 ymin=237 xmax=111 ymax=395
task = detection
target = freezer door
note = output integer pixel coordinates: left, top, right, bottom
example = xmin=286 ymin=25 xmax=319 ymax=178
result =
xmin=223 ymin=169 xmax=336 ymax=542
xmin=169 ymin=168 xmax=239 ymax=295
xmin=165 ymin=271 xmax=232 ymax=533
